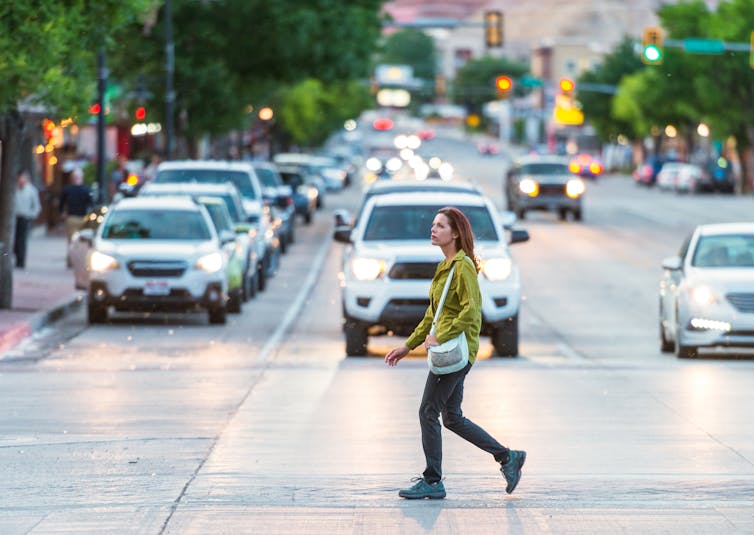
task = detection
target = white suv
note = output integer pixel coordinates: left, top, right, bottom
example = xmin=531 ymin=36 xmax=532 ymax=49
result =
xmin=85 ymin=196 xmax=232 ymax=325
xmin=334 ymin=192 xmax=529 ymax=357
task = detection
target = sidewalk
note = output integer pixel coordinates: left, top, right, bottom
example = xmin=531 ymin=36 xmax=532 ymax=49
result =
xmin=0 ymin=226 xmax=83 ymax=355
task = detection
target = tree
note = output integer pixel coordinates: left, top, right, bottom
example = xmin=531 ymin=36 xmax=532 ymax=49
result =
xmin=577 ymin=37 xmax=644 ymax=142
xmin=451 ymin=57 xmax=528 ymax=112
xmin=110 ymin=0 xmax=385 ymax=154
xmin=0 ymin=1 xmax=151 ymax=309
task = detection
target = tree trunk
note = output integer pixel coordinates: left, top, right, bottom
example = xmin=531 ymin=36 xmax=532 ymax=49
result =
xmin=0 ymin=111 xmax=23 ymax=309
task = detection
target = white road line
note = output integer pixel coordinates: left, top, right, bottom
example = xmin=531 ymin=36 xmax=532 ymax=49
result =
xmin=256 ymin=236 xmax=333 ymax=363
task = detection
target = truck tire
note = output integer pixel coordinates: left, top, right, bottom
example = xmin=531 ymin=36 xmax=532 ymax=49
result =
xmin=345 ymin=319 xmax=368 ymax=356
xmin=492 ymin=314 xmax=519 ymax=357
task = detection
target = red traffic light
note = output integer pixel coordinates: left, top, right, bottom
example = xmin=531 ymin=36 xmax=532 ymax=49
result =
xmin=495 ymin=75 xmax=513 ymax=92
xmin=135 ymin=106 xmax=146 ymax=121
xmin=559 ymin=78 xmax=575 ymax=93
xmin=88 ymin=103 xmax=101 ymax=114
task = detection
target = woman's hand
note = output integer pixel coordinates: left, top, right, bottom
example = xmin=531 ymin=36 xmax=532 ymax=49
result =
xmin=385 ymin=345 xmax=410 ymax=366
xmin=423 ymin=334 xmax=440 ymax=349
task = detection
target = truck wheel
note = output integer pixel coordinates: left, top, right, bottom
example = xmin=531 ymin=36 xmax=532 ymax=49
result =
xmin=208 ymin=305 xmax=227 ymax=325
xmin=492 ymin=314 xmax=519 ymax=357
xmin=227 ymin=288 xmax=242 ymax=313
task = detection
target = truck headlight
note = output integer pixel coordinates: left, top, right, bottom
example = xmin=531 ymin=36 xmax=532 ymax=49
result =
xmin=351 ymin=258 xmax=386 ymax=281
xmin=90 ymin=251 xmax=119 ymax=272
xmin=196 ymin=252 xmax=223 ymax=273
xmin=690 ymin=286 xmax=718 ymax=306
xmin=481 ymin=258 xmax=512 ymax=281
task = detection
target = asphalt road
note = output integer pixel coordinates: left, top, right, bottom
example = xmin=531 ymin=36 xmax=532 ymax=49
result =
xmin=1 ymin=133 xmax=753 ymax=534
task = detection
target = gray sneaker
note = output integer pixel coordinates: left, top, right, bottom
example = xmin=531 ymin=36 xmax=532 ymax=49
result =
xmin=500 ymin=450 xmax=526 ymax=494
xmin=398 ymin=477 xmax=446 ymax=499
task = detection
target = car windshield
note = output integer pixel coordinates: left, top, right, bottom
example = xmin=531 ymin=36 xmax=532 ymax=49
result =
xmin=255 ymin=167 xmax=280 ymax=188
xmin=519 ymin=163 xmax=569 ymax=175
xmin=692 ymin=234 xmax=754 ymax=267
xmin=200 ymin=202 xmax=233 ymax=233
xmin=155 ymin=169 xmax=256 ymax=199
xmin=101 ymin=209 xmax=212 ymax=240
xmin=363 ymin=205 xmax=497 ymax=241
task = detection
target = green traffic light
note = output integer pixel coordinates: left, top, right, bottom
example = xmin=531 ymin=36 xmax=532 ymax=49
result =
xmin=643 ymin=45 xmax=662 ymax=63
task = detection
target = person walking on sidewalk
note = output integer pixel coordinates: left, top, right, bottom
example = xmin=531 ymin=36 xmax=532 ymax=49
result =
xmin=59 ymin=167 xmax=93 ymax=266
xmin=385 ymin=206 xmax=525 ymax=500
xmin=13 ymin=170 xmax=41 ymax=269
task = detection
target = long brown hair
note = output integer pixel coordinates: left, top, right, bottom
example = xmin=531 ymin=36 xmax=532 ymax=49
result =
xmin=438 ymin=207 xmax=479 ymax=272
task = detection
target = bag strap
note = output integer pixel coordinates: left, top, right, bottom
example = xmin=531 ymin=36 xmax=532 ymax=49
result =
xmin=430 ymin=256 xmax=475 ymax=336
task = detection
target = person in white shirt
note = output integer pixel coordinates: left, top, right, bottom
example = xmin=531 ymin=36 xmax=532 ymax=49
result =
xmin=13 ymin=170 xmax=41 ymax=269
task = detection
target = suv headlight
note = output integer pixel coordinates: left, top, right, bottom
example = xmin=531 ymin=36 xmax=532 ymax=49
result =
xmin=481 ymin=257 xmax=512 ymax=281
xmin=566 ymin=178 xmax=586 ymax=198
xmin=90 ymin=251 xmax=119 ymax=272
xmin=689 ymin=285 xmax=718 ymax=306
xmin=351 ymin=257 xmax=386 ymax=281
xmin=196 ymin=252 xmax=223 ymax=273
xmin=519 ymin=178 xmax=539 ymax=197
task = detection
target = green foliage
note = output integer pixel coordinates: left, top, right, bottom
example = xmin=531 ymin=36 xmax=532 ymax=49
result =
xmin=451 ymin=56 xmax=528 ymax=111
xmin=110 ymin=0 xmax=384 ymax=145
xmin=380 ymin=29 xmax=437 ymax=80
xmin=578 ymin=37 xmax=644 ymax=141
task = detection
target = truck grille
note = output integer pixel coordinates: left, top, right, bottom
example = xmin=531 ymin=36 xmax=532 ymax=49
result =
xmin=388 ymin=262 xmax=437 ymax=280
xmin=538 ymin=184 xmax=566 ymax=196
xmin=127 ymin=260 xmax=188 ymax=278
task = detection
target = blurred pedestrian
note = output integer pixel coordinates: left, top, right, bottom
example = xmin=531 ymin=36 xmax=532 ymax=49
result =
xmin=13 ymin=170 xmax=41 ymax=269
xmin=59 ymin=167 xmax=93 ymax=267
xmin=110 ymin=156 xmax=128 ymax=200
xmin=142 ymin=154 xmax=161 ymax=183
xmin=385 ymin=207 xmax=526 ymax=499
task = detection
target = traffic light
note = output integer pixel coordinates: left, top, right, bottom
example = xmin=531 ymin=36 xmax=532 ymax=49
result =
xmin=559 ymin=78 xmax=575 ymax=94
xmin=135 ymin=106 xmax=146 ymax=121
xmin=484 ymin=10 xmax=503 ymax=48
xmin=495 ymin=75 xmax=513 ymax=95
xmin=750 ymin=30 xmax=754 ymax=68
xmin=642 ymin=27 xmax=663 ymax=65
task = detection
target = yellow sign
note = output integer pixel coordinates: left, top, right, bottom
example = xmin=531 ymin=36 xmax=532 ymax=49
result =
xmin=553 ymin=94 xmax=584 ymax=126
xmin=466 ymin=114 xmax=480 ymax=127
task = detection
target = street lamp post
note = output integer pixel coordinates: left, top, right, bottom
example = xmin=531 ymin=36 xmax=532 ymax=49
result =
xmin=164 ymin=0 xmax=175 ymax=158
xmin=96 ymin=46 xmax=107 ymax=204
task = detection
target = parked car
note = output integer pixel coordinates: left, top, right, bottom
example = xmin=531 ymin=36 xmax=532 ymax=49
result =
xmin=505 ymin=155 xmax=586 ymax=221
xmin=251 ymin=161 xmax=296 ymax=251
xmin=276 ymin=165 xmax=318 ymax=224
xmin=138 ymin=182 xmax=262 ymax=300
xmin=477 ymin=141 xmax=500 ymax=156
xmin=656 ymin=162 xmax=684 ymax=191
xmin=153 ymin=160 xmax=280 ymax=284
xmin=659 ymin=223 xmax=754 ymax=358
xmin=80 ymin=196 xmax=232 ymax=325
xmin=675 ymin=163 xmax=712 ymax=193
xmin=333 ymin=191 xmax=529 ymax=357
xmin=633 ymin=156 xmax=665 ymax=186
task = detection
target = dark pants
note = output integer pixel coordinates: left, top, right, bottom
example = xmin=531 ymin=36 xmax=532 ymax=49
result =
xmin=13 ymin=216 xmax=30 ymax=268
xmin=420 ymin=362 xmax=509 ymax=483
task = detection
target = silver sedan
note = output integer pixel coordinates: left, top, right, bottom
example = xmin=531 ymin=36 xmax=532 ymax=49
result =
xmin=659 ymin=222 xmax=754 ymax=357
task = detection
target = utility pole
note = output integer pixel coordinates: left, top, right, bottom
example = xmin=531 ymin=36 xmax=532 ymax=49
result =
xmin=164 ymin=0 xmax=175 ymax=159
xmin=96 ymin=46 xmax=107 ymax=204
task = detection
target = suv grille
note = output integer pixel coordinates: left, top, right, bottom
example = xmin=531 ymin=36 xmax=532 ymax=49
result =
xmin=128 ymin=260 xmax=188 ymax=278
xmin=726 ymin=293 xmax=754 ymax=313
xmin=389 ymin=262 xmax=437 ymax=280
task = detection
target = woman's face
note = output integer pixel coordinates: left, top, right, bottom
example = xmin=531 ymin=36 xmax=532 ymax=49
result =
xmin=431 ymin=213 xmax=457 ymax=248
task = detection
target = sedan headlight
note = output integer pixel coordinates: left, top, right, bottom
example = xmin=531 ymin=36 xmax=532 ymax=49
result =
xmin=196 ymin=252 xmax=223 ymax=273
xmin=90 ymin=251 xmax=119 ymax=272
xmin=351 ymin=257 xmax=386 ymax=281
xmin=481 ymin=257 xmax=512 ymax=281
xmin=519 ymin=178 xmax=539 ymax=197
xmin=690 ymin=286 xmax=718 ymax=306
xmin=566 ymin=178 xmax=586 ymax=198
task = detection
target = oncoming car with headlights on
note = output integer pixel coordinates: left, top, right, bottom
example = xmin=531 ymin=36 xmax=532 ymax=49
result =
xmin=334 ymin=192 xmax=529 ymax=357
xmin=659 ymin=223 xmax=754 ymax=358
xmin=505 ymin=155 xmax=586 ymax=221
xmin=83 ymin=196 xmax=233 ymax=325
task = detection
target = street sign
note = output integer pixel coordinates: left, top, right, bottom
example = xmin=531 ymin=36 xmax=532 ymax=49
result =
xmin=519 ymin=75 xmax=543 ymax=88
xmin=553 ymin=94 xmax=584 ymax=126
xmin=683 ymin=38 xmax=725 ymax=54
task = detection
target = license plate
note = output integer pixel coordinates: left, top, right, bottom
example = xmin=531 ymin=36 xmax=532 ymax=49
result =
xmin=144 ymin=280 xmax=170 ymax=296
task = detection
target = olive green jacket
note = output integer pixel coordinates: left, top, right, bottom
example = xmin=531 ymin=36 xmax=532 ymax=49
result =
xmin=406 ymin=250 xmax=483 ymax=363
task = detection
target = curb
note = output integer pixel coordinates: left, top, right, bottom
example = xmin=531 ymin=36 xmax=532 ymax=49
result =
xmin=0 ymin=292 xmax=84 ymax=356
